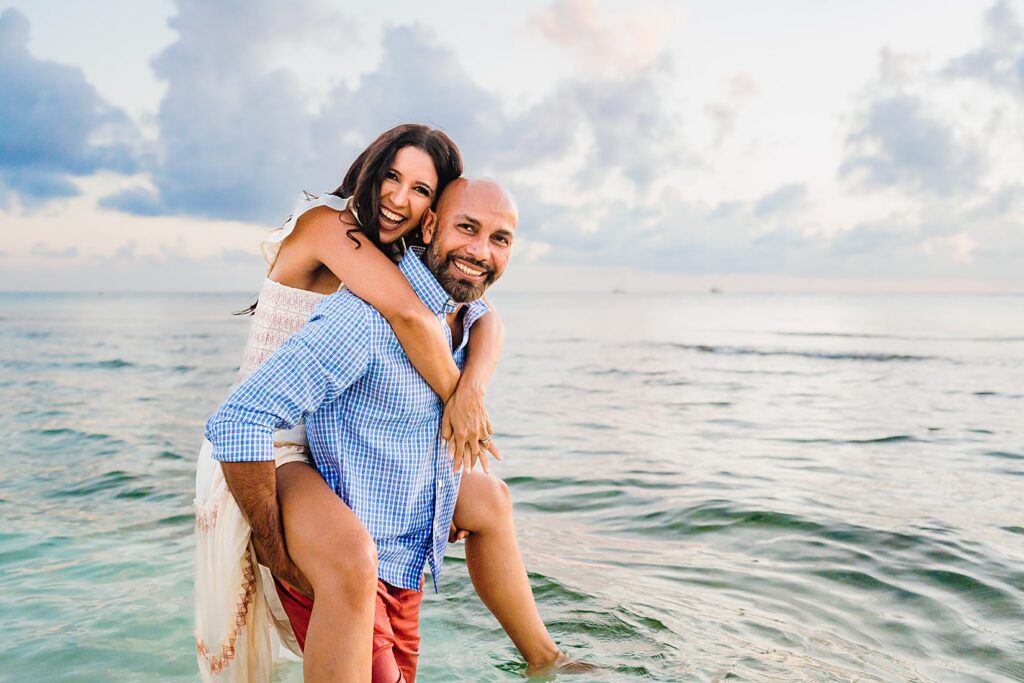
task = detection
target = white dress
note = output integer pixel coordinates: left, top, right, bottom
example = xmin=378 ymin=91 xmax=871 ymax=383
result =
xmin=193 ymin=192 xmax=349 ymax=682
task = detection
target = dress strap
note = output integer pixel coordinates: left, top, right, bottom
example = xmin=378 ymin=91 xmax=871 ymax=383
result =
xmin=259 ymin=192 xmax=352 ymax=267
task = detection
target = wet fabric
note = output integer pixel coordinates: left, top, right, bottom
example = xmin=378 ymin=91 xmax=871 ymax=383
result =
xmin=274 ymin=577 xmax=423 ymax=682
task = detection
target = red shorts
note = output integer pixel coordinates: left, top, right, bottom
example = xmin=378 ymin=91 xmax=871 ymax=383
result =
xmin=274 ymin=577 xmax=423 ymax=683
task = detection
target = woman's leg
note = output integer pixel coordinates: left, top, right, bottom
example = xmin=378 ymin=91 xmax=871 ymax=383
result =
xmin=452 ymin=472 xmax=562 ymax=669
xmin=277 ymin=461 xmax=378 ymax=683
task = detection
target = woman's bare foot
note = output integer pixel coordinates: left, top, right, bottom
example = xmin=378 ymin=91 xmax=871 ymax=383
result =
xmin=525 ymin=651 xmax=598 ymax=679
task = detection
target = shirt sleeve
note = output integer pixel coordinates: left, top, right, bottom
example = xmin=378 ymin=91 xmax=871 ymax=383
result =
xmin=205 ymin=293 xmax=371 ymax=463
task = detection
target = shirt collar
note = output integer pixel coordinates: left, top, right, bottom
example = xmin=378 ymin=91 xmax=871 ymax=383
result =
xmin=400 ymin=247 xmax=491 ymax=323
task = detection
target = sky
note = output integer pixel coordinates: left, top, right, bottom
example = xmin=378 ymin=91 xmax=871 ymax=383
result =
xmin=1 ymin=0 xmax=1022 ymax=293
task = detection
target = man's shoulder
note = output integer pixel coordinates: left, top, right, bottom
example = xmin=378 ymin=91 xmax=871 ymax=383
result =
xmin=311 ymin=289 xmax=387 ymax=329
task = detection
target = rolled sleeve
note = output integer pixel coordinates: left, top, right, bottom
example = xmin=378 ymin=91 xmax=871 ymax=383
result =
xmin=206 ymin=293 xmax=371 ymax=463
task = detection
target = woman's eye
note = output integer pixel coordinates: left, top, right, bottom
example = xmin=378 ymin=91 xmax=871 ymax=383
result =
xmin=415 ymin=186 xmax=431 ymax=197
xmin=386 ymin=171 xmax=399 ymax=180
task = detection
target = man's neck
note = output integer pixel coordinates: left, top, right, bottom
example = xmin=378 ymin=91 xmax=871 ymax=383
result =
xmin=445 ymin=305 xmax=467 ymax=350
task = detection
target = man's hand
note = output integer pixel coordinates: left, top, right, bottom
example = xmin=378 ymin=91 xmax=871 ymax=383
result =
xmin=441 ymin=385 xmax=502 ymax=473
xmin=221 ymin=460 xmax=313 ymax=598
xmin=251 ymin=534 xmax=314 ymax=599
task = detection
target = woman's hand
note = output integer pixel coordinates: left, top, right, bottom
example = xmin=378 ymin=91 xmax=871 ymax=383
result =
xmin=441 ymin=384 xmax=502 ymax=473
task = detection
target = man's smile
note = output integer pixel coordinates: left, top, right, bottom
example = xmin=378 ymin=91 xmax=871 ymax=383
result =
xmin=450 ymin=256 xmax=489 ymax=281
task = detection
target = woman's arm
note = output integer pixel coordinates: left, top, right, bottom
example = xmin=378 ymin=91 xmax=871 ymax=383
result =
xmin=298 ymin=210 xmax=461 ymax=400
xmin=442 ymin=305 xmax=504 ymax=472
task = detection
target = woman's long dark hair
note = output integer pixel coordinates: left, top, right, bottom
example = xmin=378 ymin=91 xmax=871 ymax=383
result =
xmin=236 ymin=124 xmax=463 ymax=316
xmin=331 ymin=123 xmax=463 ymax=256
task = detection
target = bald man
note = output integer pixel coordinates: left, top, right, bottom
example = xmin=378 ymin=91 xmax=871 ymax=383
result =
xmin=206 ymin=179 xmax=519 ymax=681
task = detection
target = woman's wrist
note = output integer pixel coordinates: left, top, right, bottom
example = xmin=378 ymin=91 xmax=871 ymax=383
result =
xmin=455 ymin=374 xmax=487 ymax=396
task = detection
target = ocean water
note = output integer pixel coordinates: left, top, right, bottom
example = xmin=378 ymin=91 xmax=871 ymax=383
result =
xmin=0 ymin=291 xmax=1022 ymax=682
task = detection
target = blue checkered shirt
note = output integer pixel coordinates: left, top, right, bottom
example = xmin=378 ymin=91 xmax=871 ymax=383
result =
xmin=205 ymin=248 xmax=490 ymax=591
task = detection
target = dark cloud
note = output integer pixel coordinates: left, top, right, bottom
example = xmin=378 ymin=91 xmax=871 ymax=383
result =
xmin=0 ymin=8 xmax=138 ymax=203
xmin=840 ymin=93 xmax=985 ymax=195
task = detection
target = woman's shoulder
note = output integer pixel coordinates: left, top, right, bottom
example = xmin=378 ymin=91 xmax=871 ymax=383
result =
xmin=260 ymin=192 xmax=352 ymax=264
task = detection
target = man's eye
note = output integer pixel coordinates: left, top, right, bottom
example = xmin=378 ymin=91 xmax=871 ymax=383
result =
xmin=459 ymin=223 xmax=475 ymax=232
xmin=492 ymin=235 xmax=509 ymax=246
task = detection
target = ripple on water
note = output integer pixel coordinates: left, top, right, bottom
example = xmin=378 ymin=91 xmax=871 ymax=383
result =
xmin=54 ymin=470 xmax=139 ymax=498
xmin=661 ymin=341 xmax=940 ymax=363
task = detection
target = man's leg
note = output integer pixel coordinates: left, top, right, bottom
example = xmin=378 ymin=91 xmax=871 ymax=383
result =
xmin=277 ymin=461 xmax=378 ymax=683
xmin=452 ymin=473 xmax=562 ymax=669
xmin=372 ymin=580 xmax=423 ymax=683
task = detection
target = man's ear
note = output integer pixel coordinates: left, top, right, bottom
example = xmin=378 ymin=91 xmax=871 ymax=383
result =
xmin=420 ymin=208 xmax=436 ymax=244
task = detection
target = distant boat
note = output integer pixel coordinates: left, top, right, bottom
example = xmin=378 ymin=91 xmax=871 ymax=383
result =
xmin=611 ymin=288 xmax=627 ymax=295
xmin=709 ymin=287 xmax=723 ymax=294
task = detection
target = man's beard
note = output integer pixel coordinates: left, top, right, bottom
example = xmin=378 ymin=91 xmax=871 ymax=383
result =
xmin=426 ymin=241 xmax=496 ymax=303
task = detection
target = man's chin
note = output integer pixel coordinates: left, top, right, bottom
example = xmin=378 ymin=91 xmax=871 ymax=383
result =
xmin=441 ymin=275 xmax=489 ymax=303
xmin=447 ymin=282 xmax=486 ymax=303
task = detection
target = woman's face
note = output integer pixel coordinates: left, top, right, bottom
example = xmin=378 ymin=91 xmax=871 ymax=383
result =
xmin=376 ymin=145 xmax=439 ymax=244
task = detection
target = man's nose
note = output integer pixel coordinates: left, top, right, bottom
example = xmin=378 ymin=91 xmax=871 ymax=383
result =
xmin=464 ymin=233 xmax=490 ymax=261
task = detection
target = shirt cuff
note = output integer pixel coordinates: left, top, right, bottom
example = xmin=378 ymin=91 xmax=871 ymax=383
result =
xmin=205 ymin=420 xmax=275 ymax=463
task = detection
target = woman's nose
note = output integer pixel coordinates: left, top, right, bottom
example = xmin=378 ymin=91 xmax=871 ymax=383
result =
xmin=390 ymin=184 xmax=410 ymax=206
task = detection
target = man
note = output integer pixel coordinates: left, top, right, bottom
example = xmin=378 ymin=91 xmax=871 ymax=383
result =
xmin=205 ymin=178 xmax=517 ymax=682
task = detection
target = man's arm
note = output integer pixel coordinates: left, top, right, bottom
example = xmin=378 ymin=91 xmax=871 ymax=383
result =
xmin=206 ymin=295 xmax=370 ymax=594
xmin=221 ymin=460 xmax=313 ymax=596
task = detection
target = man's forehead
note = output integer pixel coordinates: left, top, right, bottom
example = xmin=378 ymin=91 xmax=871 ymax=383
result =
xmin=438 ymin=179 xmax=517 ymax=226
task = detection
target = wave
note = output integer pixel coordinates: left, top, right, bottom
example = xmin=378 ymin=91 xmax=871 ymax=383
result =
xmin=72 ymin=358 xmax=135 ymax=369
xmin=667 ymin=343 xmax=935 ymax=362
xmin=57 ymin=470 xmax=139 ymax=497
xmin=772 ymin=331 xmax=1024 ymax=343
xmin=771 ymin=435 xmax=919 ymax=445
xmin=984 ymin=450 xmax=1024 ymax=461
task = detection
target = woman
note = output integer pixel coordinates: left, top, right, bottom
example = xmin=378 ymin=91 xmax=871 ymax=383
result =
xmin=195 ymin=124 xmax=569 ymax=682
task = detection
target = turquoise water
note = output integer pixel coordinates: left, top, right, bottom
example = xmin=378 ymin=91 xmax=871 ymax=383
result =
xmin=1 ymin=291 xmax=1022 ymax=682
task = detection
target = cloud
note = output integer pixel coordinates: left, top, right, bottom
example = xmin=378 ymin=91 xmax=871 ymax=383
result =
xmin=312 ymin=25 xmax=511 ymax=173
xmin=108 ymin=0 xmax=687 ymax=233
xmin=68 ymin=0 xmax=1021 ymax=288
xmin=754 ymin=183 xmax=807 ymax=218
xmin=103 ymin=0 xmax=346 ymax=222
xmin=30 ymin=243 xmax=78 ymax=259
xmin=840 ymin=92 xmax=985 ymax=195
xmin=0 ymin=8 xmax=138 ymax=203
xmin=530 ymin=0 xmax=670 ymax=77
xmin=107 ymin=10 xmax=567 ymax=223
xmin=705 ymin=74 xmax=759 ymax=147
xmin=945 ymin=0 xmax=1024 ymax=93
xmin=827 ymin=1 xmax=1024 ymax=283
xmin=830 ymin=219 xmax=917 ymax=257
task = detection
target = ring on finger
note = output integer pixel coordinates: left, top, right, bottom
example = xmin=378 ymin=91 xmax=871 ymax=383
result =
xmin=479 ymin=435 xmax=492 ymax=446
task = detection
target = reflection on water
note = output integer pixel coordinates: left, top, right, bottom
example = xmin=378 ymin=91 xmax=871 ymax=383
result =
xmin=1 ymin=292 xmax=1022 ymax=682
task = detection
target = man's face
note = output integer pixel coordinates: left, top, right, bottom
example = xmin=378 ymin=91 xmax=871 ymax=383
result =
xmin=422 ymin=180 xmax=517 ymax=303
